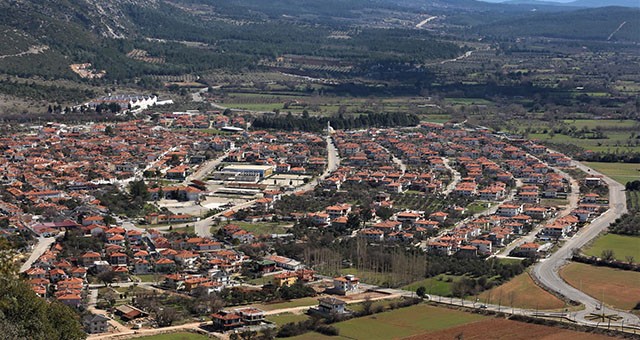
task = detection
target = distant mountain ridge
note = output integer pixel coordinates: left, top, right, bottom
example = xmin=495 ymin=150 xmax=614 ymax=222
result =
xmin=567 ymin=0 xmax=640 ymax=8
xmin=0 ymin=0 xmax=637 ymax=84
xmin=493 ymin=0 xmax=640 ymax=8
xmin=476 ymin=6 xmax=640 ymax=41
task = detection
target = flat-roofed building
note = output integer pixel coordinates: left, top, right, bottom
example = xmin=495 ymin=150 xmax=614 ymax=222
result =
xmin=212 ymin=164 xmax=274 ymax=182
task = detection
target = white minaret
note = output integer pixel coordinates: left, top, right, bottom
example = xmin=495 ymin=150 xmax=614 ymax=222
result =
xmin=326 ymin=121 xmax=334 ymax=135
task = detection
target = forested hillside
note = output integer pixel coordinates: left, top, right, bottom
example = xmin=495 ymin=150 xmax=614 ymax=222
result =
xmin=0 ymin=0 xmax=463 ymax=81
xmin=476 ymin=6 xmax=640 ymax=42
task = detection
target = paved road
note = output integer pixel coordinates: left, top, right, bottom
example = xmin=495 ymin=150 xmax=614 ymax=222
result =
xmin=289 ymin=135 xmax=340 ymax=193
xmin=182 ymin=150 xmax=231 ymax=186
xmin=380 ymin=145 xmax=406 ymax=173
xmin=423 ymin=179 xmax=523 ymax=248
xmin=496 ymin=168 xmax=580 ymax=258
xmin=531 ymin=160 xmax=638 ymax=327
xmin=19 ymin=236 xmax=55 ymax=273
xmin=442 ymin=158 xmax=461 ymax=196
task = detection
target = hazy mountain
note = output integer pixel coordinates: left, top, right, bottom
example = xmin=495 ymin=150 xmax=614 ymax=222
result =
xmin=485 ymin=0 xmax=640 ymax=7
xmin=567 ymin=0 xmax=640 ymax=8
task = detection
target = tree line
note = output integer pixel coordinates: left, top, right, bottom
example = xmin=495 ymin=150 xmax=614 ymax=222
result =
xmin=252 ymin=112 xmax=420 ymax=132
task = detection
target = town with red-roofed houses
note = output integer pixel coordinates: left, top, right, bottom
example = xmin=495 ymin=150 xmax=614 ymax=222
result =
xmin=4 ymin=108 xmax=633 ymax=339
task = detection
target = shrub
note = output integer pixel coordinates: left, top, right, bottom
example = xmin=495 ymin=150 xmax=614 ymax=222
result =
xmin=316 ymin=325 xmax=339 ymax=336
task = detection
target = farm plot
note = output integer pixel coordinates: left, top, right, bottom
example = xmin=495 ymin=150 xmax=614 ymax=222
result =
xmin=404 ymin=318 xmax=614 ymax=340
xmin=475 ymin=272 xmax=566 ymax=310
xmin=560 ymin=262 xmax=640 ymax=311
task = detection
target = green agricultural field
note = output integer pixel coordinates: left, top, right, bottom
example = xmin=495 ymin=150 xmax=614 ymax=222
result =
xmin=324 ymin=304 xmax=485 ymax=340
xmin=583 ymin=162 xmax=640 ymax=185
xmin=562 ymin=119 xmax=639 ymax=130
xmin=529 ymin=132 xmax=640 ymax=153
xmin=337 ymin=268 xmax=414 ymax=287
xmin=133 ymin=332 xmax=210 ymax=340
xmin=583 ymin=233 xmax=640 ymax=263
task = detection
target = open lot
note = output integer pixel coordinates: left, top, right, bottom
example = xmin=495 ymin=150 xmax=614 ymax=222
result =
xmin=220 ymin=221 xmax=291 ymax=235
xmin=583 ymin=162 xmax=640 ymax=185
xmin=267 ymin=312 xmax=309 ymax=326
xmin=251 ymin=296 xmax=319 ymax=311
xmin=401 ymin=274 xmax=458 ymax=297
xmin=560 ymin=262 xmax=640 ymax=311
xmin=404 ymin=318 xmax=615 ymax=340
xmin=475 ymin=272 xmax=566 ymax=310
xmin=583 ymin=233 xmax=640 ymax=263
xmin=338 ymin=268 xmax=396 ymax=287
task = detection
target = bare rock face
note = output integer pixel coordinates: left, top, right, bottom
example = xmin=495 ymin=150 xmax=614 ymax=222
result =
xmin=0 ymin=0 xmax=161 ymax=39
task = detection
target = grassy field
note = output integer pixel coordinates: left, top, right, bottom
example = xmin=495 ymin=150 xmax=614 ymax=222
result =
xmin=169 ymin=225 xmax=195 ymax=234
xmin=529 ymin=132 xmax=640 ymax=153
xmin=475 ymin=272 xmax=566 ymax=310
xmin=338 ymin=268 xmax=396 ymax=287
xmin=224 ymin=221 xmax=290 ymax=235
xmin=560 ymin=262 xmax=640 ymax=310
xmin=133 ymin=332 xmax=210 ymax=340
xmin=267 ymin=313 xmax=309 ymax=326
xmin=583 ymin=162 xmax=640 ymax=185
xmin=540 ymin=198 xmax=569 ymax=207
xmin=349 ymin=298 xmax=406 ymax=313
xmin=133 ymin=274 xmax=163 ymax=283
xmin=251 ymin=297 xmax=319 ymax=311
xmin=466 ymin=201 xmax=494 ymax=215
xmin=562 ymin=119 xmax=639 ymax=130
xmin=292 ymin=304 xmax=486 ymax=340
xmin=583 ymin=233 xmax=640 ymax=263
xmin=401 ymin=274 xmax=458 ymax=297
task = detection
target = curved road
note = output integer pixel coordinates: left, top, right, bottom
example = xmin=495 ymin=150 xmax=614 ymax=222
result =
xmin=531 ymin=160 xmax=638 ymax=327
